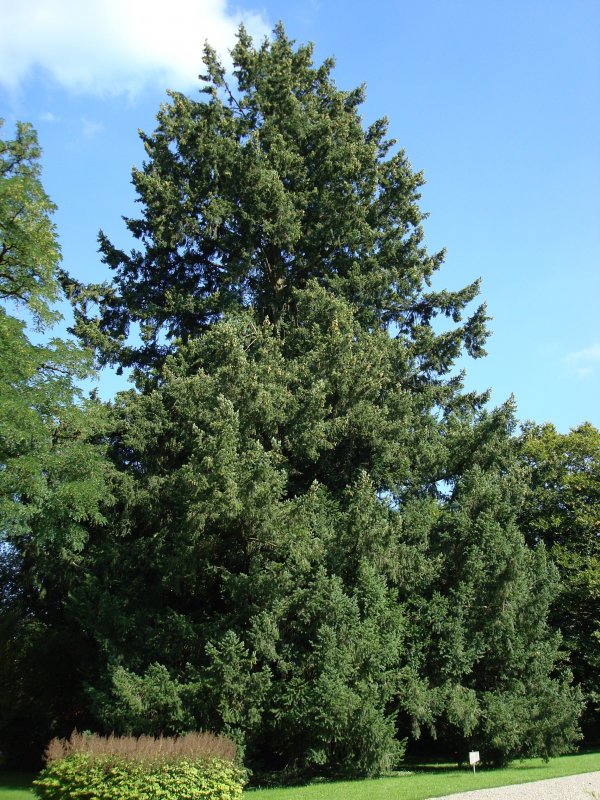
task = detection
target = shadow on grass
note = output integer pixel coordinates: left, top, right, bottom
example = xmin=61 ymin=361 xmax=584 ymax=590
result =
xmin=250 ymin=758 xmax=552 ymax=788
xmin=403 ymin=748 xmax=600 ymax=777
xmin=0 ymin=774 xmax=35 ymax=790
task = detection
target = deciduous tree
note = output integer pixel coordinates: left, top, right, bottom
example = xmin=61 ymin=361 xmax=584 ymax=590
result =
xmin=0 ymin=120 xmax=109 ymax=766
xmin=518 ymin=422 xmax=600 ymax=739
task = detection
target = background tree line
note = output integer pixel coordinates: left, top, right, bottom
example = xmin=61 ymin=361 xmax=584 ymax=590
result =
xmin=1 ymin=25 xmax=598 ymax=777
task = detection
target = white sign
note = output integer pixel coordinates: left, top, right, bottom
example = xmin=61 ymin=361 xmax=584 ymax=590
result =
xmin=469 ymin=751 xmax=480 ymax=765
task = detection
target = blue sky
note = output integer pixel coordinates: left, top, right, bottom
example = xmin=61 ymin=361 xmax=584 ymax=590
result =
xmin=1 ymin=0 xmax=598 ymax=432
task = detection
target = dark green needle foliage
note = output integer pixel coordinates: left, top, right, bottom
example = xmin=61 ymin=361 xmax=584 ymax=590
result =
xmin=68 ymin=23 xmax=486 ymax=378
xmin=52 ymin=25 xmax=581 ymax=776
xmin=400 ymin=405 xmax=582 ymax=764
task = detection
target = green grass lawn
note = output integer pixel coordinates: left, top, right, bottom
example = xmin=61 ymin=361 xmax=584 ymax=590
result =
xmin=1 ymin=751 xmax=598 ymax=800
xmin=247 ymin=751 xmax=600 ymax=800
xmin=0 ymin=773 xmax=35 ymax=800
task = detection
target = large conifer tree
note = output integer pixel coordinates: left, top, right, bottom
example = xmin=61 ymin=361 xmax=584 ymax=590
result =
xmin=64 ymin=26 xmax=580 ymax=774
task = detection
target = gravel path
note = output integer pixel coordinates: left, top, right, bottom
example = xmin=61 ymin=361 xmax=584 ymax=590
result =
xmin=429 ymin=771 xmax=600 ymax=800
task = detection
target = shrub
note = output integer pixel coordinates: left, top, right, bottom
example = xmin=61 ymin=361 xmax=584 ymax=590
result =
xmin=43 ymin=731 xmax=237 ymax=763
xmin=33 ymin=732 xmax=246 ymax=800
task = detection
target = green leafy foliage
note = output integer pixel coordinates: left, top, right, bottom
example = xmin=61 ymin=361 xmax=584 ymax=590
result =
xmin=33 ymin=754 xmax=245 ymax=800
xmin=0 ymin=121 xmax=109 ymax=767
xmin=518 ymin=422 xmax=600 ymax=738
xmin=0 ymin=119 xmax=61 ymax=326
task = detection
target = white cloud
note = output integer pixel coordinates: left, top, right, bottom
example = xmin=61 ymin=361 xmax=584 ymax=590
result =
xmin=40 ymin=111 xmax=60 ymax=122
xmin=563 ymin=342 xmax=600 ymax=379
xmin=0 ymin=0 xmax=271 ymax=95
xmin=564 ymin=343 xmax=600 ymax=363
xmin=81 ymin=118 xmax=104 ymax=138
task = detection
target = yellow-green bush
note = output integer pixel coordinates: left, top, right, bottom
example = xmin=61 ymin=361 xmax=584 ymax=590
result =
xmin=33 ymin=753 xmax=246 ymax=800
xmin=33 ymin=733 xmax=246 ymax=800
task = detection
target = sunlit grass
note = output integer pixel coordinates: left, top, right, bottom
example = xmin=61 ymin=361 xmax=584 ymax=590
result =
xmin=247 ymin=750 xmax=600 ymax=800
xmin=0 ymin=773 xmax=35 ymax=800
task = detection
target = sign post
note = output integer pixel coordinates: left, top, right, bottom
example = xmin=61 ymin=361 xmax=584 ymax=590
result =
xmin=469 ymin=751 xmax=480 ymax=775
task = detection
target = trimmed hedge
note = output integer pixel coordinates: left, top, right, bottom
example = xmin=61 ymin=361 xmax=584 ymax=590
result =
xmin=33 ymin=751 xmax=246 ymax=800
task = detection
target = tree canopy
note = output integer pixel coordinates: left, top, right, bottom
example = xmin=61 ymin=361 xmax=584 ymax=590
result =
xmin=0 ymin=120 xmax=62 ymax=325
xmin=518 ymin=422 xmax=600 ymax=739
xmin=0 ymin=120 xmax=109 ymax=766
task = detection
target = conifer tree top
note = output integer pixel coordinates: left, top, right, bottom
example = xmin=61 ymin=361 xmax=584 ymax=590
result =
xmin=67 ymin=24 xmax=488 ymax=383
